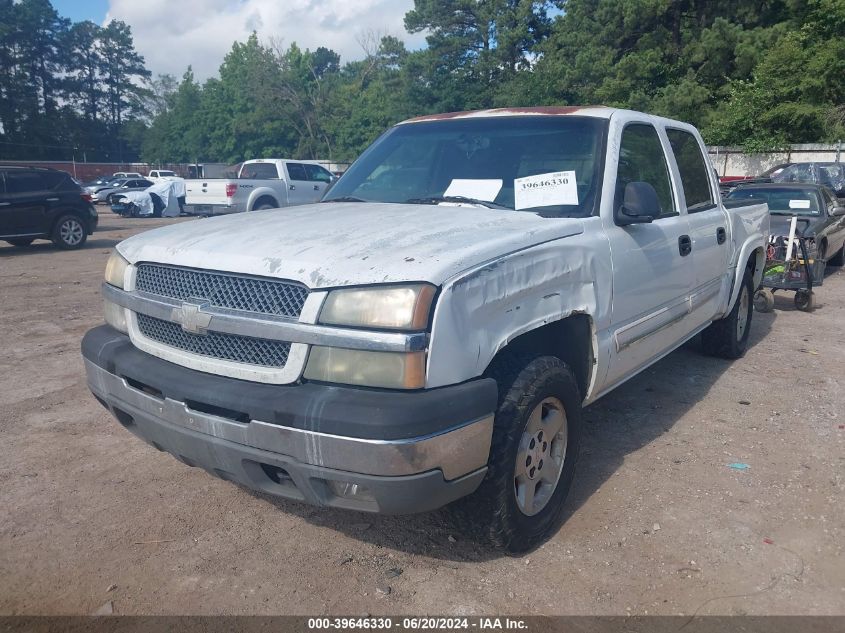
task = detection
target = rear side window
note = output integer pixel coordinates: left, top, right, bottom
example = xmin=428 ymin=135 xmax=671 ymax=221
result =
xmin=615 ymin=124 xmax=676 ymax=218
xmin=667 ymin=129 xmax=715 ymax=212
xmin=240 ymin=163 xmax=280 ymax=179
xmin=4 ymin=171 xmax=48 ymax=193
xmin=286 ymin=163 xmax=308 ymax=181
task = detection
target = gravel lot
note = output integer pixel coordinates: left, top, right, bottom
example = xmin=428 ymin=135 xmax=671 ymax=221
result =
xmin=1 ymin=210 xmax=843 ymax=616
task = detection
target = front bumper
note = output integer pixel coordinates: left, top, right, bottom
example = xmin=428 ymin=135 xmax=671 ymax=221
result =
xmin=82 ymin=325 xmax=496 ymax=514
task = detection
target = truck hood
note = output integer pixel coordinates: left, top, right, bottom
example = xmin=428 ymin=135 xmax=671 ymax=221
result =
xmin=117 ymin=202 xmax=585 ymax=289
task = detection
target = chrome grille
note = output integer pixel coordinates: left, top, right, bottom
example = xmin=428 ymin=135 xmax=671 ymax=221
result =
xmin=137 ymin=313 xmax=291 ymax=368
xmin=136 ymin=263 xmax=308 ymax=319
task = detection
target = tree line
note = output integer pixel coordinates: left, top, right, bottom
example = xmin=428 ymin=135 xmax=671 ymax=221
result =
xmin=2 ymin=0 xmax=844 ymax=165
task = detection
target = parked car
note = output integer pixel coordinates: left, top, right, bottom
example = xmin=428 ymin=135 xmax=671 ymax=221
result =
xmin=718 ymin=163 xmax=793 ymax=196
xmin=1 ymin=166 xmax=98 ymax=249
xmin=772 ymin=162 xmax=845 ymax=198
xmin=83 ymin=176 xmax=121 ymax=195
xmin=727 ymin=183 xmax=845 ymax=266
xmin=92 ymin=178 xmax=154 ymax=205
xmin=184 ymin=159 xmax=335 ymax=215
xmin=112 ymin=171 xmax=143 ymax=179
xmin=147 ymin=170 xmax=179 ymax=181
xmin=82 ymin=107 xmax=769 ymax=551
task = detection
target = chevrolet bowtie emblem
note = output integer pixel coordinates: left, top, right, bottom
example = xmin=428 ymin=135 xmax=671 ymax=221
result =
xmin=171 ymin=301 xmax=213 ymax=335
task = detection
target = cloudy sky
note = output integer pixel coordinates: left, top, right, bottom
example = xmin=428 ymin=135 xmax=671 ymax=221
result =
xmin=53 ymin=0 xmax=425 ymax=80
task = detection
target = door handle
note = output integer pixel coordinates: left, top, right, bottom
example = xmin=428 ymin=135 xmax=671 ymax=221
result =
xmin=678 ymin=235 xmax=692 ymax=257
xmin=313 ymin=185 xmax=319 ymax=191
xmin=0 ymin=202 xmax=10 ymax=206
xmin=716 ymin=227 xmax=727 ymax=244
xmin=289 ymin=185 xmax=296 ymax=190
xmin=46 ymin=197 xmax=59 ymax=202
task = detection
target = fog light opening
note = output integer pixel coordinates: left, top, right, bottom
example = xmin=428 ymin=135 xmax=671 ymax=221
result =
xmin=326 ymin=480 xmax=375 ymax=502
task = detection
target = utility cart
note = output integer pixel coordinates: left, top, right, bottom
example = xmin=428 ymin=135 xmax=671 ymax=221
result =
xmin=754 ymin=216 xmax=824 ymax=312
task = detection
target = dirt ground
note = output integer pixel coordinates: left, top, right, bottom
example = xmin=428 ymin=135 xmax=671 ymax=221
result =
xmin=0 ymin=211 xmax=843 ymax=617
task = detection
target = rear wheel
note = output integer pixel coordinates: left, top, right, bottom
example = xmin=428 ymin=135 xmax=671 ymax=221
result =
xmin=794 ymin=289 xmax=815 ymax=311
xmin=252 ymin=198 xmax=278 ymax=211
xmin=702 ymin=268 xmax=754 ymax=359
xmin=51 ymin=215 xmax=87 ymax=249
xmin=5 ymin=238 xmax=35 ymax=247
xmin=452 ymin=355 xmax=582 ymax=552
xmin=753 ymin=288 xmax=775 ymax=313
xmin=828 ymin=242 xmax=845 ymax=267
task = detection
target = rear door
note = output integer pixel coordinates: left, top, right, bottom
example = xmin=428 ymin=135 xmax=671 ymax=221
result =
xmin=0 ymin=170 xmax=52 ymax=236
xmin=284 ymin=163 xmax=313 ymax=205
xmin=666 ymin=127 xmax=730 ymax=327
xmin=603 ymin=121 xmax=695 ymax=388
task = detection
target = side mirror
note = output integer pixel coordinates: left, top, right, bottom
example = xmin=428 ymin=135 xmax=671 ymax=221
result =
xmin=617 ymin=181 xmax=659 ymax=225
xmin=831 ymin=206 xmax=845 ymax=217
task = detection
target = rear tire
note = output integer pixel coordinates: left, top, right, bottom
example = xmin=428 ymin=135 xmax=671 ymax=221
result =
xmin=753 ymin=288 xmax=775 ymax=313
xmin=702 ymin=268 xmax=753 ymax=359
xmin=451 ymin=355 xmax=582 ymax=552
xmin=828 ymin=243 xmax=845 ymax=267
xmin=794 ymin=289 xmax=815 ymax=311
xmin=51 ymin=215 xmax=87 ymax=249
xmin=252 ymin=198 xmax=278 ymax=211
xmin=6 ymin=238 xmax=35 ymax=247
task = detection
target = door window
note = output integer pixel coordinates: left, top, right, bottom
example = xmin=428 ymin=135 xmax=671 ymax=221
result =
xmin=286 ymin=163 xmax=308 ymax=181
xmin=615 ymin=124 xmax=676 ymax=218
xmin=667 ymin=129 xmax=715 ymax=212
xmin=304 ymin=164 xmax=333 ymax=183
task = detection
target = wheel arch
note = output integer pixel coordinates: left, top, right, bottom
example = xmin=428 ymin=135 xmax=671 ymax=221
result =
xmin=247 ymin=188 xmax=280 ymax=211
xmin=482 ymin=313 xmax=596 ymax=402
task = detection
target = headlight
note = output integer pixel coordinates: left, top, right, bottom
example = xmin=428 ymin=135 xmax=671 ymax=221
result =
xmin=103 ymin=298 xmax=128 ymax=333
xmin=319 ymin=284 xmax=436 ymax=330
xmin=304 ymin=348 xmax=426 ymax=389
xmin=104 ymin=251 xmax=129 ymax=289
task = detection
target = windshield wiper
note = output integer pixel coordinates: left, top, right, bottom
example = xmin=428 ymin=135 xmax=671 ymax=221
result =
xmin=404 ymin=196 xmax=510 ymax=210
xmin=322 ymin=196 xmax=368 ymax=203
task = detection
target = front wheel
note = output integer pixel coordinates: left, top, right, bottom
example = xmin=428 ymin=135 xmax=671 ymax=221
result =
xmin=702 ymin=268 xmax=753 ymax=359
xmin=452 ymin=355 xmax=582 ymax=552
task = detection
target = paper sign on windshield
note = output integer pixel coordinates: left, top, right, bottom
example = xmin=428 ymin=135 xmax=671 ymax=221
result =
xmin=789 ymin=199 xmax=811 ymax=209
xmin=444 ymin=179 xmax=503 ymax=202
xmin=514 ymin=171 xmax=578 ymax=210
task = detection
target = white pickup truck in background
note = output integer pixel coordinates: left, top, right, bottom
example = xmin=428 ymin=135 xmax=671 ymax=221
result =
xmin=84 ymin=107 xmax=769 ymax=552
xmin=184 ymin=159 xmax=335 ymax=215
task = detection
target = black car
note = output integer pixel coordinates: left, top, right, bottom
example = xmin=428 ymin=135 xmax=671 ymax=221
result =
xmin=0 ymin=166 xmax=99 ymax=249
xmin=727 ymin=182 xmax=845 ymax=266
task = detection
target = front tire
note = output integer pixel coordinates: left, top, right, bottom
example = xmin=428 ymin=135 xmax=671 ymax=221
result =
xmin=453 ymin=355 xmax=582 ymax=552
xmin=702 ymin=268 xmax=753 ymax=359
xmin=51 ymin=215 xmax=87 ymax=249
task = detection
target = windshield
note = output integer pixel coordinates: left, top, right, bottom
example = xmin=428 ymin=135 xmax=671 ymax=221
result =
xmin=727 ymin=187 xmax=821 ymax=215
xmin=324 ymin=116 xmax=608 ymax=217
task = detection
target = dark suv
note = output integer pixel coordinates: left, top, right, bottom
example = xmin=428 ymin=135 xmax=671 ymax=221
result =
xmin=0 ymin=166 xmax=99 ymax=249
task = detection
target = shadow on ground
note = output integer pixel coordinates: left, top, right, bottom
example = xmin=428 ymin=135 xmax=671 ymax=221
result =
xmin=248 ymin=311 xmax=775 ymax=562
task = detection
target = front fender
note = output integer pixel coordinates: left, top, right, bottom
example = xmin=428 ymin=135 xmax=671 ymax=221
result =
xmin=426 ymin=231 xmax=611 ymax=395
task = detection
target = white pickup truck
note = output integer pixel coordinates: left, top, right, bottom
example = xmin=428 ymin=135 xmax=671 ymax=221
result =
xmin=184 ymin=158 xmax=335 ymax=215
xmin=83 ymin=107 xmax=769 ymax=551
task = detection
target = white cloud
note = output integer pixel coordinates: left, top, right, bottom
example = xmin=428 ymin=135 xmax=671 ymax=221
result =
xmin=104 ymin=0 xmax=426 ymax=80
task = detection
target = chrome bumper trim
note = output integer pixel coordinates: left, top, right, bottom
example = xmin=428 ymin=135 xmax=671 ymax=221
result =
xmin=85 ymin=359 xmax=493 ymax=480
xmin=103 ymin=283 xmax=428 ymax=353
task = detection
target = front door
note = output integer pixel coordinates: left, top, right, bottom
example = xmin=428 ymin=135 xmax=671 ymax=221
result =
xmin=603 ymin=122 xmax=694 ymax=388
